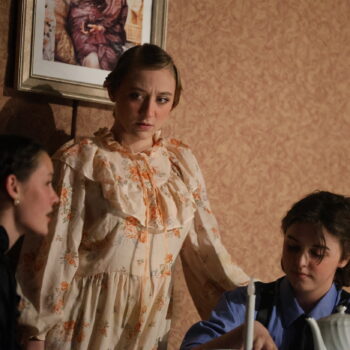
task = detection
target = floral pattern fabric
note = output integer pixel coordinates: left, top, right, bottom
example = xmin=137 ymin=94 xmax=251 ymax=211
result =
xmin=17 ymin=128 xmax=248 ymax=350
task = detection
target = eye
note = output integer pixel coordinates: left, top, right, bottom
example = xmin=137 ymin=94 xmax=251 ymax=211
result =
xmin=310 ymin=248 xmax=325 ymax=259
xmin=129 ymin=92 xmax=143 ymax=101
xmin=286 ymin=244 xmax=300 ymax=253
xmin=157 ymin=96 xmax=170 ymax=104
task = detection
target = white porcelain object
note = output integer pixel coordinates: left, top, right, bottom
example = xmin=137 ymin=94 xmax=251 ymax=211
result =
xmin=306 ymin=305 xmax=350 ymax=350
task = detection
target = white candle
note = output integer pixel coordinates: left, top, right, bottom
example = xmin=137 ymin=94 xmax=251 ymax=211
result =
xmin=244 ymin=277 xmax=256 ymax=350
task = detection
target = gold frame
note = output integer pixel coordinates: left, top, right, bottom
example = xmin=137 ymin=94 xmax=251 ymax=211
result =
xmin=16 ymin=0 xmax=168 ymax=105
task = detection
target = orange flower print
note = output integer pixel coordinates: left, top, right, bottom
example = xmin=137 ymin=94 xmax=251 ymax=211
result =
xmin=193 ymin=185 xmax=202 ymax=201
xmin=95 ymin=156 xmax=109 ymax=169
xmin=212 ymin=227 xmax=219 ymax=238
xmin=63 ymin=211 xmax=73 ymax=223
xmin=160 ymin=264 xmax=171 ymax=277
xmin=141 ymin=304 xmax=147 ymax=314
xmin=60 ymin=281 xmax=69 ymax=291
xmin=53 ymin=298 xmax=64 ymax=313
xmin=76 ymin=331 xmax=85 ymax=343
xmin=205 ymin=207 xmax=212 ymax=214
xmin=172 ymin=228 xmax=181 ymax=238
xmin=164 ymin=254 xmax=173 ymax=264
xmin=155 ymin=296 xmax=164 ymax=311
xmin=141 ymin=170 xmax=151 ymax=180
xmin=125 ymin=216 xmax=139 ymax=227
xmin=60 ymin=187 xmax=69 ymax=204
xmin=169 ymin=138 xmax=189 ymax=148
xmin=98 ymin=322 xmax=109 ymax=337
xmin=61 ymin=251 xmax=78 ymax=267
xmin=149 ymin=205 xmax=160 ymax=221
xmin=138 ymin=230 xmax=147 ymax=243
xmin=64 ymin=145 xmax=80 ymax=157
xmin=114 ymin=175 xmax=122 ymax=182
xmin=129 ymin=166 xmax=140 ymax=182
xmin=64 ymin=320 xmax=76 ymax=331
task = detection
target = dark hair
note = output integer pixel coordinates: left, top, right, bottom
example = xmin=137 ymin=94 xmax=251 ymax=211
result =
xmin=282 ymin=190 xmax=350 ymax=286
xmin=0 ymin=134 xmax=46 ymax=192
xmin=104 ymin=43 xmax=182 ymax=108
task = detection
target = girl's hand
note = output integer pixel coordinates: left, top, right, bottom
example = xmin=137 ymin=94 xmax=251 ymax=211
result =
xmin=241 ymin=321 xmax=277 ymax=350
xmin=23 ymin=339 xmax=45 ymax=350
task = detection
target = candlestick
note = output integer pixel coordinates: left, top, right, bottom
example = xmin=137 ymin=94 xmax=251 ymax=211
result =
xmin=244 ymin=277 xmax=256 ymax=350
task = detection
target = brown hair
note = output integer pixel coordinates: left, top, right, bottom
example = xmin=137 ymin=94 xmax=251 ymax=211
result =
xmin=104 ymin=43 xmax=182 ymax=108
xmin=0 ymin=134 xmax=46 ymax=200
xmin=282 ymin=191 xmax=350 ymax=286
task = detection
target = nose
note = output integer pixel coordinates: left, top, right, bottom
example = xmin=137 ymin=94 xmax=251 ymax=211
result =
xmin=51 ymin=188 xmax=59 ymax=206
xmin=296 ymin=250 xmax=309 ymax=268
xmin=142 ymin=97 xmax=156 ymax=118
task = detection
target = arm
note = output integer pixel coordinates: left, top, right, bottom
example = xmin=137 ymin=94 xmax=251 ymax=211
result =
xmin=178 ymin=147 xmax=249 ymax=318
xmin=193 ymin=322 xmax=277 ymax=350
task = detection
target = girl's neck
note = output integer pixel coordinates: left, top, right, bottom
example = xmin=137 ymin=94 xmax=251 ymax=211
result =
xmin=112 ymin=125 xmax=153 ymax=153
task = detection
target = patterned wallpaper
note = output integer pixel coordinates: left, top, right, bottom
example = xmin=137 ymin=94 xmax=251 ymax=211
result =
xmin=1 ymin=1 xmax=350 ymax=349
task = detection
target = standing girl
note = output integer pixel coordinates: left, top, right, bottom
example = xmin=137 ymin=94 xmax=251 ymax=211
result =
xmin=18 ymin=44 xmax=248 ymax=350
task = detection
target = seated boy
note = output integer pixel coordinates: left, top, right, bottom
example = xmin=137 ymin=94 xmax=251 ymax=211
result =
xmin=181 ymin=191 xmax=350 ymax=350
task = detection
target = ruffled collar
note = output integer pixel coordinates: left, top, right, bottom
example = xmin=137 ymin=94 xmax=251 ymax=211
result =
xmin=94 ymin=128 xmax=163 ymax=156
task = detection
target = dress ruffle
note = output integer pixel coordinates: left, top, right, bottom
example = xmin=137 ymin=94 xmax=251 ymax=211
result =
xmin=54 ymin=128 xmax=197 ymax=231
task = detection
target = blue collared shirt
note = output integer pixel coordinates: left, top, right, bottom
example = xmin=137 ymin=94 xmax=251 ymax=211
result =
xmin=180 ymin=277 xmax=342 ymax=350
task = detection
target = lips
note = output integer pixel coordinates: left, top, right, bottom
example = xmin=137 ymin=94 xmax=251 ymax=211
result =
xmin=137 ymin=121 xmax=152 ymax=126
xmin=136 ymin=122 xmax=154 ymax=130
xmin=292 ymin=271 xmax=311 ymax=279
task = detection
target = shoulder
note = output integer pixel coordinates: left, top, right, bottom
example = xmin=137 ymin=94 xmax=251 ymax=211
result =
xmin=164 ymin=138 xmax=193 ymax=157
xmin=221 ymin=286 xmax=248 ymax=307
xmin=52 ymin=130 xmax=119 ymax=182
xmin=53 ymin=136 xmax=97 ymax=162
xmin=163 ymin=138 xmax=200 ymax=169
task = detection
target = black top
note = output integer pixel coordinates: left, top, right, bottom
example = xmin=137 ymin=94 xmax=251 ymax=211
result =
xmin=0 ymin=226 xmax=20 ymax=350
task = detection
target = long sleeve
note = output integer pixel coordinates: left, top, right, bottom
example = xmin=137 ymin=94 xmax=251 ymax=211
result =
xmin=17 ymin=160 xmax=86 ymax=340
xmin=177 ymin=145 xmax=249 ymax=319
xmin=180 ymin=288 xmax=247 ymax=349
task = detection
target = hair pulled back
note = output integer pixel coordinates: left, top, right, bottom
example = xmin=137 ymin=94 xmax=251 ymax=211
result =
xmin=104 ymin=43 xmax=182 ymax=108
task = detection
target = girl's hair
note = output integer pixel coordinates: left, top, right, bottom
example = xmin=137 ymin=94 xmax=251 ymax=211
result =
xmin=0 ymin=134 xmax=46 ymax=192
xmin=104 ymin=43 xmax=182 ymax=108
xmin=281 ymin=190 xmax=350 ymax=286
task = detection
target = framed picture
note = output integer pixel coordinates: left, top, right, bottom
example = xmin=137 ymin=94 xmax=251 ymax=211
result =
xmin=16 ymin=0 xmax=168 ymax=105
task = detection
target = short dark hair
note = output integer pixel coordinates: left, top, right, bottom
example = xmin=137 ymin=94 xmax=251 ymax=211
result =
xmin=0 ymin=134 xmax=46 ymax=191
xmin=282 ymin=190 xmax=350 ymax=286
xmin=104 ymin=43 xmax=182 ymax=108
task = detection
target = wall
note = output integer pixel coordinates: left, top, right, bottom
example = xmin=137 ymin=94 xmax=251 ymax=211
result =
xmin=1 ymin=1 xmax=350 ymax=349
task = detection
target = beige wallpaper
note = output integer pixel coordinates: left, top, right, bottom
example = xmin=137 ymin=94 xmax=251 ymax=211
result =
xmin=1 ymin=1 xmax=350 ymax=349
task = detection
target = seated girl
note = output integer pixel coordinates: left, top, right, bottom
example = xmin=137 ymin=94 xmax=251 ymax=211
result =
xmin=0 ymin=134 xmax=59 ymax=349
xmin=181 ymin=191 xmax=350 ymax=350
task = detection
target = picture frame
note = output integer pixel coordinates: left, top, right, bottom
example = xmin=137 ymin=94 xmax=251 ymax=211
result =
xmin=16 ymin=0 xmax=168 ymax=105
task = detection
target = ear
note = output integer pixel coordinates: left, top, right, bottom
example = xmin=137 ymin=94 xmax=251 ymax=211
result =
xmin=338 ymin=256 xmax=350 ymax=269
xmin=5 ymin=174 xmax=20 ymax=201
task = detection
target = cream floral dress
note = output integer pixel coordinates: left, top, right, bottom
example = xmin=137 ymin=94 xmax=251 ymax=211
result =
xmin=17 ymin=128 xmax=248 ymax=350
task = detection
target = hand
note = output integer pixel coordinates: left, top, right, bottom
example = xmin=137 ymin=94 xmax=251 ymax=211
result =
xmin=23 ymin=339 xmax=45 ymax=350
xmin=87 ymin=24 xmax=105 ymax=33
xmin=241 ymin=321 xmax=278 ymax=350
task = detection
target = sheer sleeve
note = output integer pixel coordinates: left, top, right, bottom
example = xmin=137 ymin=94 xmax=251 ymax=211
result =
xmin=17 ymin=160 xmax=86 ymax=340
xmin=175 ymin=144 xmax=249 ymax=319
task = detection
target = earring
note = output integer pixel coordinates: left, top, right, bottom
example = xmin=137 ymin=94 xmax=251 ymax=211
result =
xmin=14 ymin=198 xmax=20 ymax=206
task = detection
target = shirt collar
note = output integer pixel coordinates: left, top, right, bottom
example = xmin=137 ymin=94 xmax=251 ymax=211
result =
xmin=279 ymin=276 xmax=339 ymax=327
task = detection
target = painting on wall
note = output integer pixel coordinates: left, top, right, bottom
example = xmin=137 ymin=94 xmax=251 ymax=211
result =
xmin=16 ymin=0 xmax=168 ymax=104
